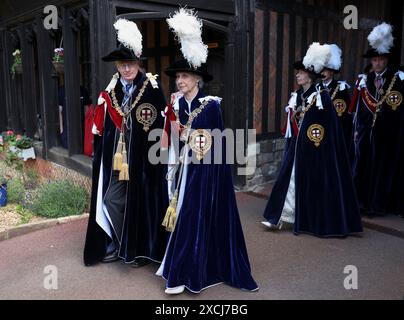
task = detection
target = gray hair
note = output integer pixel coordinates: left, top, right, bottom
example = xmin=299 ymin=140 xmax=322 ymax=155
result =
xmin=196 ymin=75 xmax=204 ymax=89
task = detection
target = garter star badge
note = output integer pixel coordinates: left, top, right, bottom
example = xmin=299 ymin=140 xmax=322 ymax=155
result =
xmin=189 ymin=129 xmax=212 ymax=160
xmin=386 ymin=91 xmax=402 ymax=111
xmin=136 ymin=103 xmax=157 ymax=132
xmin=333 ymin=99 xmax=347 ymax=117
xmin=307 ymin=124 xmax=324 ymax=147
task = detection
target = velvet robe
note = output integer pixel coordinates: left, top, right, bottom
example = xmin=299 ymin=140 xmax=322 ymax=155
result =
xmin=83 ymin=72 xmax=169 ymax=266
xmin=352 ymin=68 xmax=404 ymax=216
xmin=321 ymin=79 xmax=353 ymax=153
xmin=157 ymin=91 xmax=259 ymax=293
xmin=263 ymin=84 xmax=363 ymax=237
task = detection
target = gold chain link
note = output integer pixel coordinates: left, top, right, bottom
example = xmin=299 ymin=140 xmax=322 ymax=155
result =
xmin=111 ymin=78 xmax=151 ymax=118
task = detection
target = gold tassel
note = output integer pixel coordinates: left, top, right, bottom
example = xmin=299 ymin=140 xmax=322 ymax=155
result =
xmin=118 ymin=143 xmax=129 ymax=181
xmin=119 ymin=163 xmax=129 ymax=181
xmin=162 ymin=191 xmax=178 ymax=232
xmin=113 ymin=133 xmax=124 ymax=171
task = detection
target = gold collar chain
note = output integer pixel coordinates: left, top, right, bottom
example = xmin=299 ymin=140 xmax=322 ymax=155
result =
xmin=330 ymin=84 xmax=340 ymax=101
xmin=174 ymin=100 xmax=209 ymax=128
xmin=364 ymin=75 xmax=397 ymax=111
xmin=111 ymin=78 xmax=151 ymax=118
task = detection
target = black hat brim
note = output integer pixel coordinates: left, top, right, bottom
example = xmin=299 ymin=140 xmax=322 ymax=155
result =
xmin=322 ymin=67 xmax=340 ymax=74
xmin=362 ymin=48 xmax=390 ymax=59
xmin=293 ymin=61 xmax=325 ymax=79
xmin=165 ymin=59 xmax=213 ymax=82
xmin=102 ymin=45 xmax=139 ymax=62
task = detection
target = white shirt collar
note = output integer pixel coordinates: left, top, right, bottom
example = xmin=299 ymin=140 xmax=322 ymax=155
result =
xmin=323 ymin=79 xmax=333 ymax=87
xmin=120 ymin=77 xmax=134 ymax=89
xmin=185 ymin=99 xmax=192 ymax=113
xmin=375 ymin=68 xmax=387 ymax=78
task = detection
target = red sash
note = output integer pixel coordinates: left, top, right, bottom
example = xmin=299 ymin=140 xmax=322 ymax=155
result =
xmin=93 ymin=91 xmax=124 ymax=136
xmin=281 ymin=109 xmax=299 ymax=137
xmin=348 ymin=78 xmax=361 ymax=114
xmin=360 ymin=88 xmax=377 ymax=114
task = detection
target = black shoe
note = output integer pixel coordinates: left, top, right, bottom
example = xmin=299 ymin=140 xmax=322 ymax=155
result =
xmin=131 ymin=258 xmax=151 ymax=268
xmin=101 ymin=251 xmax=119 ymax=263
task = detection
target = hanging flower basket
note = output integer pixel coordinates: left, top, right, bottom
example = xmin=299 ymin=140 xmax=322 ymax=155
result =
xmin=52 ymin=61 xmax=64 ymax=74
xmin=52 ymin=48 xmax=64 ymax=74
xmin=11 ymin=49 xmax=22 ymax=77
xmin=13 ymin=64 xmax=23 ymax=75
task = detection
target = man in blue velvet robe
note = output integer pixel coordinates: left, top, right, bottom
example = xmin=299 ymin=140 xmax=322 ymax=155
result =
xmin=319 ymin=44 xmax=352 ymax=153
xmin=351 ymin=23 xmax=404 ymax=217
xmin=83 ymin=21 xmax=168 ymax=267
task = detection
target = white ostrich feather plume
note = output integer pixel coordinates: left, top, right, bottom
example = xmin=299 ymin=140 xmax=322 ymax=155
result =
xmin=303 ymin=42 xmax=331 ymax=74
xmin=324 ymin=43 xmax=342 ymax=71
xmin=114 ymin=19 xmax=143 ymax=58
xmin=368 ymin=22 xmax=394 ymax=54
xmin=166 ymin=7 xmax=208 ymax=69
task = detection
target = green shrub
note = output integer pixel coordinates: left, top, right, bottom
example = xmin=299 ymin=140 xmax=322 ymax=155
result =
xmin=7 ymin=178 xmax=25 ymax=204
xmin=24 ymin=168 xmax=40 ymax=189
xmin=16 ymin=204 xmax=33 ymax=225
xmin=31 ymin=180 xmax=87 ymax=218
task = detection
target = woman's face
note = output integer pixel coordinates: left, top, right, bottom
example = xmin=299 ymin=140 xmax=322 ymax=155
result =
xmin=176 ymin=72 xmax=199 ymax=95
xmin=296 ymin=69 xmax=312 ymax=87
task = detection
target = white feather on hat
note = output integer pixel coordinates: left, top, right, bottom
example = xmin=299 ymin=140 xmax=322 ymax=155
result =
xmin=303 ymin=42 xmax=331 ymax=74
xmin=113 ymin=19 xmax=143 ymax=58
xmin=166 ymin=7 xmax=208 ymax=69
xmin=368 ymin=22 xmax=394 ymax=54
xmin=324 ymin=44 xmax=342 ymax=71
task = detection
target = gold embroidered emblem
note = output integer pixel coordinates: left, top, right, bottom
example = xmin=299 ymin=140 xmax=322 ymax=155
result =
xmin=386 ymin=90 xmax=402 ymax=111
xmin=307 ymin=124 xmax=324 ymax=147
xmin=136 ymin=103 xmax=157 ymax=132
xmin=333 ymin=99 xmax=347 ymax=117
xmin=189 ymin=129 xmax=212 ymax=160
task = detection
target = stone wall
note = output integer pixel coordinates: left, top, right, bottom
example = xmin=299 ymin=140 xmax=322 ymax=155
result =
xmin=244 ymin=137 xmax=285 ymax=191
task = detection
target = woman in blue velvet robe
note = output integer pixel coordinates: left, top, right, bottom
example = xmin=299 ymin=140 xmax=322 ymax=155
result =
xmin=156 ymin=59 xmax=258 ymax=294
xmin=262 ymin=61 xmax=363 ymax=237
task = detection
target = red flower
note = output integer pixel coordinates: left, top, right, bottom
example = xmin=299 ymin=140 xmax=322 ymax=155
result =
xmin=16 ymin=135 xmax=22 ymax=141
xmin=6 ymin=130 xmax=14 ymax=136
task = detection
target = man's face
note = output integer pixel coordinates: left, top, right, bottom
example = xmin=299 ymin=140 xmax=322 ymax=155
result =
xmin=371 ymin=56 xmax=388 ymax=73
xmin=321 ymin=69 xmax=334 ymax=82
xmin=116 ymin=61 xmax=139 ymax=83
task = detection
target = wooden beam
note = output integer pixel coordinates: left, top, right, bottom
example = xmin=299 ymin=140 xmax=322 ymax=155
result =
xmin=114 ymin=0 xmax=234 ymax=15
xmin=18 ymin=25 xmax=37 ymax=137
xmin=35 ymin=15 xmax=59 ymax=159
xmin=89 ymin=0 xmax=116 ymax=106
xmin=62 ymin=7 xmax=82 ymax=156
xmin=0 ymin=28 xmax=7 ymax=131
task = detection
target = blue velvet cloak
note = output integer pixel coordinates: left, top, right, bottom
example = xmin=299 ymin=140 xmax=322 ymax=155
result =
xmin=352 ymin=69 xmax=404 ymax=216
xmin=83 ymin=72 xmax=169 ymax=265
xmin=263 ymin=84 xmax=363 ymax=237
xmin=158 ymin=91 xmax=259 ymax=293
xmin=320 ymin=79 xmax=353 ymax=153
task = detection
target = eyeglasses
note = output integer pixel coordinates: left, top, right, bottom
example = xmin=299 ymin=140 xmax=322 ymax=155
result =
xmin=117 ymin=63 xmax=137 ymax=70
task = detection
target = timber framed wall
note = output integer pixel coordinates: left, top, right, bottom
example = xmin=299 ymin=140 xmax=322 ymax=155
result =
xmin=247 ymin=0 xmax=403 ymax=189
